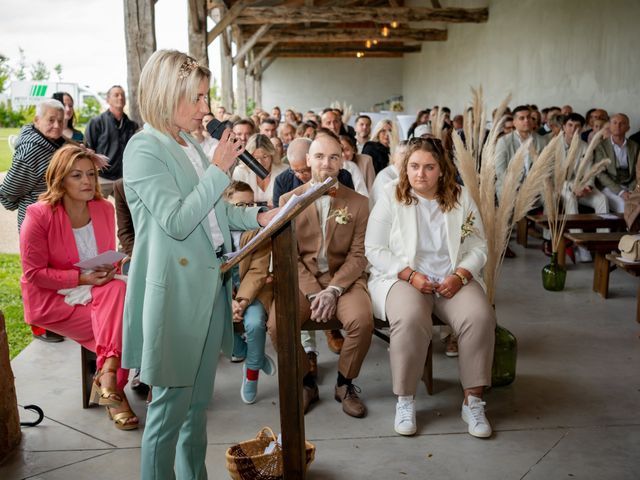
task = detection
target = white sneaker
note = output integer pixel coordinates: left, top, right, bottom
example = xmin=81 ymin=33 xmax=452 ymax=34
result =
xmin=461 ymin=395 xmax=492 ymax=438
xmin=394 ymin=399 xmax=417 ymax=436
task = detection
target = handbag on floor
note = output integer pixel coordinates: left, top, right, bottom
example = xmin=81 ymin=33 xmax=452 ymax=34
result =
xmin=225 ymin=427 xmax=315 ymax=480
xmin=619 ymin=234 xmax=640 ymax=262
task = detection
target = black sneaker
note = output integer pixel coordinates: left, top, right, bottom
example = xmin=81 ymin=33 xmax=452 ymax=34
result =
xmin=33 ymin=330 xmax=64 ymax=343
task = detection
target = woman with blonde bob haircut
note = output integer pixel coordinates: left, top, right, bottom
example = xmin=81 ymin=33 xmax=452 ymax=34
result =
xmin=232 ymin=132 xmax=287 ymax=207
xmin=362 ymin=118 xmax=400 ymax=174
xmin=20 ymin=145 xmax=137 ymax=430
xmin=121 ymin=49 xmax=277 ymax=478
xmin=365 ymin=137 xmax=496 ymax=439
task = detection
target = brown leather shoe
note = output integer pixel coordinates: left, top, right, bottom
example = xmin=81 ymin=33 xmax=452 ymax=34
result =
xmin=325 ymin=330 xmax=344 ymax=354
xmin=307 ymin=351 xmax=318 ymax=379
xmin=334 ymin=384 xmax=366 ymax=418
xmin=303 ymin=384 xmax=319 ymax=414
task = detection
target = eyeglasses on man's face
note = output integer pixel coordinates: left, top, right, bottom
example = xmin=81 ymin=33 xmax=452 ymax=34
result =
xmin=234 ymin=201 xmax=268 ymax=208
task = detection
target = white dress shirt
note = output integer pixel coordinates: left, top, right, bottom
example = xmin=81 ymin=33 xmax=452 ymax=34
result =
xmin=415 ymin=196 xmax=451 ymax=283
xmin=611 ymin=138 xmax=629 ymax=169
xmin=181 ymin=142 xmax=224 ymax=248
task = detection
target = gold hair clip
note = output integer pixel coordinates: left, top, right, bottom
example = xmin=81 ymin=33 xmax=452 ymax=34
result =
xmin=178 ymin=58 xmax=199 ymax=80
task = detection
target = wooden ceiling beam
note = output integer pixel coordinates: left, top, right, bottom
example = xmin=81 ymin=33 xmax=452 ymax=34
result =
xmin=251 ymin=27 xmax=446 ymax=43
xmin=270 ymin=42 xmax=421 ymax=54
xmin=273 ymin=51 xmax=405 ymax=58
xmin=235 ymin=6 xmax=488 ymax=25
xmin=206 ymin=0 xmax=254 ymax=45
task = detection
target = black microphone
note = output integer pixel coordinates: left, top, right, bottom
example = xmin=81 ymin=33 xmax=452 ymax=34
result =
xmin=206 ymin=118 xmax=270 ymax=180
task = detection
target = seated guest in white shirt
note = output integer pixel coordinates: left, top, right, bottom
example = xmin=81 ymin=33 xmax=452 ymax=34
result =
xmin=370 ymin=141 xmax=408 ymax=206
xmin=337 ymin=134 xmax=368 ymax=197
xmin=560 ymin=113 xmax=609 ymax=262
xmin=365 ymin=137 xmax=495 ymax=439
xmin=594 ymin=113 xmax=639 ymax=213
xmin=232 ymin=133 xmax=287 ymax=208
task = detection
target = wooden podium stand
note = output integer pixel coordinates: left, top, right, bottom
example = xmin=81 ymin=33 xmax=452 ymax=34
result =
xmin=221 ymin=178 xmax=337 ymax=479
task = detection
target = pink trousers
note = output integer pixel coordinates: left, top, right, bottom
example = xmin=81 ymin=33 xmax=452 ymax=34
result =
xmin=35 ymin=279 xmax=129 ymax=390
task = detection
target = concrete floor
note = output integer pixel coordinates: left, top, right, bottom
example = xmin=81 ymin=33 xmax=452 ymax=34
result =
xmin=1 ymin=240 xmax=638 ymax=480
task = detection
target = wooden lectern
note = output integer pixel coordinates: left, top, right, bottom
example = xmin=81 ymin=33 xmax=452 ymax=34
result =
xmin=221 ymin=178 xmax=337 ymax=479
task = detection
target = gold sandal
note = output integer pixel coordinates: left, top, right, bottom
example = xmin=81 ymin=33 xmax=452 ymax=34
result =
xmin=107 ymin=406 xmax=139 ymax=431
xmin=89 ymin=368 xmax=123 ymax=407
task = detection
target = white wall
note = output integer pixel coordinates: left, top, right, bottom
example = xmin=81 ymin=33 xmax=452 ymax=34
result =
xmin=403 ymin=0 xmax=640 ymax=131
xmin=261 ymin=57 xmax=404 ymax=114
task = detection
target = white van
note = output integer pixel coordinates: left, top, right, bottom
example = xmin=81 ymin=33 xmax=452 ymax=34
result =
xmin=8 ymin=81 xmax=107 ymax=110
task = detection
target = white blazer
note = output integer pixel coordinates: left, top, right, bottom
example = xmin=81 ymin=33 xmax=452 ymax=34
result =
xmin=365 ymin=180 xmax=488 ymax=320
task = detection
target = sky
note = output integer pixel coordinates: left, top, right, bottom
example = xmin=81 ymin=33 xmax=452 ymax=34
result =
xmin=1 ymin=0 xmax=222 ymax=95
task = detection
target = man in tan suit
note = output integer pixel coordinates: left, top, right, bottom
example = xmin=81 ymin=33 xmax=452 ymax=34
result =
xmin=594 ymin=113 xmax=639 ymax=213
xmin=269 ymin=133 xmax=373 ymax=418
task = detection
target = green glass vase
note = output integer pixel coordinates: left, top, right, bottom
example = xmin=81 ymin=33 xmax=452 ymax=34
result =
xmin=542 ymin=252 xmax=567 ymax=291
xmin=491 ymin=325 xmax=517 ymax=387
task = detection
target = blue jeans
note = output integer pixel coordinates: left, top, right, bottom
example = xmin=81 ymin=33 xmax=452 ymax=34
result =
xmin=233 ymin=300 xmax=268 ymax=371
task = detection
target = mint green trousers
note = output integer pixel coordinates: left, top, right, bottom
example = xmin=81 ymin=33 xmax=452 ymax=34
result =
xmin=140 ymin=288 xmax=226 ymax=480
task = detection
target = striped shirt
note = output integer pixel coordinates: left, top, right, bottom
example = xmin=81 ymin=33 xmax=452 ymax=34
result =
xmin=0 ymin=125 xmax=63 ymax=231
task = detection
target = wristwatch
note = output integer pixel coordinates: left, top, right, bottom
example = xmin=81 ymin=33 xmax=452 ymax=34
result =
xmin=453 ymin=272 xmax=468 ymax=286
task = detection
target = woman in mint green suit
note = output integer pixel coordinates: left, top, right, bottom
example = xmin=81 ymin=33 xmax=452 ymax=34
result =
xmin=122 ymin=50 xmax=275 ymax=479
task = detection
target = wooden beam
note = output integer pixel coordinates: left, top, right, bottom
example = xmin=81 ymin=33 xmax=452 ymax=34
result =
xmin=233 ymin=23 xmax=271 ymax=65
xmin=431 ymin=0 xmax=443 ymax=8
xmin=234 ymin=27 xmax=247 ymax=116
xmin=247 ymin=41 xmax=278 ymax=73
xmin=261 ymin=56 xmax=276 ymax=73
xmin=274 ymin=51 xmax=405 ymax=58
xmin=252 ymin=27 xmax=447 ymax=43
xmin=124 ymin=0 xmax=157 ymax=126
xmin=235 ymin=6 xmax=489 ymax=24
xmin=206 ymin=0 xmax=252 ymax=45
xmin=271 ymin=42 xmax=421 ymax=55
xmin=220 ymin=28 xmax=234 ymax=111
xmin=188 ymin=0 xmax=209 ymax=67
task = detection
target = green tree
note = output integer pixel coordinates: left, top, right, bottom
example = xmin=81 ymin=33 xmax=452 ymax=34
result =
xmin=77 ymin=97 xmax=102 ymax=126
xmin=14 ymin=48 xmax=26 ymax=81
xmin=0 ymin=54 xmax=10 ymax=94
xmin=54 ymin=63 xmax=63 ymax=80
xmin=30 ymin=60 xmax=50 ymax=81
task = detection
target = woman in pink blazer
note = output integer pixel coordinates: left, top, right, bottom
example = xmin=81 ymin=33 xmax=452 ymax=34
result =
xmin=20 ymin=145 xmax=137 ymax=431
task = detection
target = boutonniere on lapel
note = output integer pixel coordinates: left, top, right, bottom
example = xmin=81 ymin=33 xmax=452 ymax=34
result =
xmin=460 ymin=212 xmax=476 ymax=243
xmin=329 ymin=206 xmax=352 ymax=225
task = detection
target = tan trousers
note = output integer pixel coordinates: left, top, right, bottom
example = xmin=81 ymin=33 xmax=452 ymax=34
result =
xmin=268 ymin=273 xmax=373 ymax=380
xmin=385 ymin=280 xmax=495 ymax=395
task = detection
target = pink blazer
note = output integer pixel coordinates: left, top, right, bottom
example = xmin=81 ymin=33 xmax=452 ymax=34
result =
xmin=19 ymin=200 xmax=116 ymax=326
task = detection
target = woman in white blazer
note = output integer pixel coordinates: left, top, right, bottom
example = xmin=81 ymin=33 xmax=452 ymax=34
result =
xmin=365 ymin=137 xmax=495 ymax=439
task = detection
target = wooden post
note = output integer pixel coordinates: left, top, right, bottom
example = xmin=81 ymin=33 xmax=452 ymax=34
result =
xmin=123 ymin=0 xmax=157 ymax=126
xmin=220 ymin=29 xmax=234 ymax=111
xmin=188 ymin=0 xmax=209 ymax=67
xmin=254 ymin=65 xmax=262 ymax=111
xmin=234 ymin=29 xmax=247 ymax=116
xmin=233 ymin=24 xmax=271 ymax=65
xmin=272 ymin=224 xmax=307 ymax=479
xmin=0 ymin=311 xmax=21 ymax=461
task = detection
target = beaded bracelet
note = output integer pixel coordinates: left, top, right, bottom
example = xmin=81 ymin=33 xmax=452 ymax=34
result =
xmin=408 ymin=270 xmax=417 ymax=284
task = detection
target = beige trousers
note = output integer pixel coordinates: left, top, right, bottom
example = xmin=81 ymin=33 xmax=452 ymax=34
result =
xmin=267 ymin=273 xmax=374 ymax=380
xmin=385 ymin=280 xmax=495 ymax=395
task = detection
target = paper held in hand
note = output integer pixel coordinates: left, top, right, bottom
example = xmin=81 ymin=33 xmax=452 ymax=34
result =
xmin=221 ymin=177 xmax=336 ymax=272
xmin=74 ymin=250 xmax=127 ymax=270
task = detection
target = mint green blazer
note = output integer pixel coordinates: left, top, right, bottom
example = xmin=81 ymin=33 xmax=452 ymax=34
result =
xmin=121 ymin=124 xmax=261 ymax=387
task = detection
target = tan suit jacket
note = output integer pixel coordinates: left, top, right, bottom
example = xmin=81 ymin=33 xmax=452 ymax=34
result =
xmin=279 ymin=182 xmax=369 ymax=297
xmin=236 ymin=229 xmax=273 ymax=310
xmin=355 ymin=153 xmax=376 ymax=192
xmin=594 ymin=138 xmax=639 ymax=193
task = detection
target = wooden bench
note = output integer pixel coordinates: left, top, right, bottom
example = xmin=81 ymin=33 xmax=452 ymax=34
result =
xmin=605 ymin=254 xmax=640 ymax=323
xmin=563 ymin=232 xmax=627 ymax=297
xmin=236 ymin=314 xmax=444 ymax=395
xmin=528 ymin=213 xmax=626 ymax=266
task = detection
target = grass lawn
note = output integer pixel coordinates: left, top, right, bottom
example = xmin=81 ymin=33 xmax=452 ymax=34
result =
xmin=0 ymin=253 xmax=30 ymax=359
xmin=0 ymin=128 xmax=20 ymax=172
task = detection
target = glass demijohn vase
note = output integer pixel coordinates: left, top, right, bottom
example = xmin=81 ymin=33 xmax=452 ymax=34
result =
xmin=542 ymin=252 xmax=567 ymax=291
xmin=491 ymin=325 xmax=517 ymax=387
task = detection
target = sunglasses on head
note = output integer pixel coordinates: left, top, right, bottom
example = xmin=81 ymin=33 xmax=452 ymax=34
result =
xmin=408 ymin=136 xmax=444 ymax=154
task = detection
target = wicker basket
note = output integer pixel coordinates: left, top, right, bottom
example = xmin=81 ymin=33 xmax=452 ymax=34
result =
xmin=225 ymin=427 xmax=315 ymax=480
